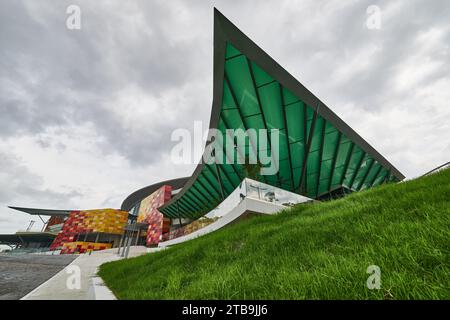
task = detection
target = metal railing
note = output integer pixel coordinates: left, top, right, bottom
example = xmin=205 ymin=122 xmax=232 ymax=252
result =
xmin=421 ymin=162 xmax=450 ymax=177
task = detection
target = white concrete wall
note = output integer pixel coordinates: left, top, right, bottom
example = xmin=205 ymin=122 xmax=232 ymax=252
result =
xmin=158 ymin=198 xmax=286 ymax=247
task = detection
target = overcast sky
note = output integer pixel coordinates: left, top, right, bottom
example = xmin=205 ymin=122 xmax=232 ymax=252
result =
xmin=1 ymin=0 xmax=449 ymax=234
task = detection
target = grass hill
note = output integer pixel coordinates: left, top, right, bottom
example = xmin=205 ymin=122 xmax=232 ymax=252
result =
xmin=99 ymin=168 xmax=449 ymax=299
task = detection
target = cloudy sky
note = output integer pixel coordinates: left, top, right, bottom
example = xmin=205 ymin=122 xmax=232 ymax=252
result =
xmin=1 ymin=0 xmax=449 ymax=234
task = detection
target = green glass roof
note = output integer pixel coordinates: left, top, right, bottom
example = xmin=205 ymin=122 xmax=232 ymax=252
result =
xmin=159 ymin=10 xmax=404 ymax=219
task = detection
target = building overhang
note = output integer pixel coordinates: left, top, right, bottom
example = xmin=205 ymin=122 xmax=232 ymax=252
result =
xmin=8 ymin=206 xmax=73 ymax=217
xmin=0 ymin=232 xmax=57 ymax=245
xmin=158 ymin=9 xmax=404 ymax=220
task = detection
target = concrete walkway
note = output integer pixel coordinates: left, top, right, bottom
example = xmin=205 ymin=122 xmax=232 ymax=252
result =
xmin=0 ymin=254 xmax=77 ymax=300
xmin=21 ymin=246 xmax=161 ymax=300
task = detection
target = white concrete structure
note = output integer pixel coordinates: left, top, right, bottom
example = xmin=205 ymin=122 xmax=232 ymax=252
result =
xmin=159 ymin=197 xmax=286 ymax=247
xmin=159 ymin=178 xmax=313 ymax=248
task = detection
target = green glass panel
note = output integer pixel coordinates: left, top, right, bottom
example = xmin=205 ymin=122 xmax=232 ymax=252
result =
xmin=372 ymin=168 xmax=388 ymax=187
xmin=222 ymin=81 xmax=237 ymax=110
xmin=292 ymin=167 xmax=302 ymax=191
xmin=183 ymin=193 xmax=202 ymax=211
xmin=250 ymin=61 xmax=274 ymax=87
xmin=190 ymin=188 xmax=207 ymax=206
xmin=282 ymin=87 xmax=300 ymax=105
xmin=322 ymin=129 xmax=340 ymax=161
xmin=306 ymin=173 xmax=318 ymax=197
xmin=290 ymin=141 xmax=305 ymax=168
xmin=285 ymin=101 xmax=305 ymax=143
xmin=277 ymin=127 xmax=288 ymax=152
xmin=306 ymin=150 xmax=320 ymax=175
xmin=351 ymin=156 xmax=373 ymax=190
xmin=193 ymin=181 xmax=214 ymax=201
xmin=258 ymin=82 xmax=284 ymax=130
xmin=342 ymin=146 xmax=364 ymax=187
xmin=331 ymin=140 xmax=352 ymax=187
xmin=361 ymin=162 xmax=382 ymax=190
xmin=320 ymin=158 xmax=333 ymax=181
xmin=162 ymin=44 xmax=401 ymax=218
xmin=245 ymin=115 xmax=265 ymax=131
xmin=308 ymin=117 xmax=325 ymax=153
xmin=318 ymin=177 xmax=331 ymax=196
xmin=278 ymin=158 xmax=292 ymax=189
xmin=225 ymin=56 xmax=260 ymax=117
xmin=225 ymin=43 xmax=242 ymax=59
xmin=198 ymin=173 xmax=220 ymax=197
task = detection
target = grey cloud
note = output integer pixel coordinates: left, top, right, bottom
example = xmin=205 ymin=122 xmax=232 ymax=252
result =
xmin=0 ymin=0 xmax=211 ymax=166
xmin=0 ymin=151 xmax=83 ymax=232
xmin=0 ymin=152 xmax=82 ymax=205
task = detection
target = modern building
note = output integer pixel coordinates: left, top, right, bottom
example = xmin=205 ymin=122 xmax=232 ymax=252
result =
xmin=0 ymin=10 xmax=404 ymax=254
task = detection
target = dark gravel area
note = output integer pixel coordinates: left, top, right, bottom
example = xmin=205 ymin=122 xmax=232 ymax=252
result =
xmin=0 ymin=254 xmax=77 ymax=300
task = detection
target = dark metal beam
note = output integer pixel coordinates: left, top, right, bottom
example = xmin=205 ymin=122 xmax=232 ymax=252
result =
xmin=315 ymin=119 xmax=327 ymax=198
xmin=188 ymin=185 xmax=210 ymax=207
xmin=196 ymin=177 xmax=217 ymax=200
xmin=356 ymin=159 xmax=375 ymax=190
xmin=224 ymin=73 xmax=268 ymax=184
xmin=369 ymin=164 xmax=383 ymax=188
xmin=279 ymin=84 xmax=296 ymax=192
xmin=219 ymin=116 xmax=244 ymax=181
xmin=205 ymin=163 xmax=226 ymax=199
xmin=302 ymin=103 xmax=308 ymax=191
xmin=165 ymin=207 xmax=176 ymax=218
xmin=177 ymin=200 xmax=196 ymax=219
xmin=298 ymin=104 xmax=319 ymax=194
xmin=182 ymin=192 xmax=203 ymax=212
xmin=217 ymin=163 xmax=236 ymax=193
xmin=327 ymin=132 xmax=342 ymax=193
xmin=215 ymin=162 xmax=226 ymax=199
xmin=383 ymin=168 xmax=392 ymax=184
xmin=340 ymin=142 xmax=355 ymax=186
xmin=201 ymin=168 xmax=223 ymax=198
xmin=349 ymin=152 xmax=367 ymax=190
xmin=191 ymin=183 xmax=213 ymax=204
xmin=247 ymin=58 xmax=282 ymax=187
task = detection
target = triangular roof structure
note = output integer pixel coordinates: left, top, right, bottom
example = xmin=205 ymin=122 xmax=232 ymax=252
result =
xmin=159 ymin=9 xmax=404 ymax=219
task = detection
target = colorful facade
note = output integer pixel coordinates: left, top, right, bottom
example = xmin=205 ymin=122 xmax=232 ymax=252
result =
xmin=44 ymin=215 xmax=65 ymax=232
xmin=50 ymin=209 xmax=128 ymax=251
xmin=166 ymin=217 xmax=218 ymax=240
xmin=137 ymin=185 xmax=172 ymax=246
xmin=61 ymin=241 xmax=112 ymax=254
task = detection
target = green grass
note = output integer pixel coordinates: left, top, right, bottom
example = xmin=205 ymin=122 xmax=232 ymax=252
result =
xmin=99 ymin=169 xmax=450 ymax=299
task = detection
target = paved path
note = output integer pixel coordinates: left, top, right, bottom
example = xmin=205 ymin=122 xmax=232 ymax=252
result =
xmin=21 ymin=246 xmax=162 ymax=300
xmin=0 ymin=254 xmax=77 ymax=300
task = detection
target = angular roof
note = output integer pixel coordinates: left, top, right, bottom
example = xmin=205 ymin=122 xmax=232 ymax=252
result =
xmin=8 ymin=206 xmax=73 ymax=216
xmin=120 ymin=177 xmax=190 ymax=212
xmin=0 ymin=232 xmax=57 ymax=244
xmin=159 ymin=9 xmax=404 ymax=219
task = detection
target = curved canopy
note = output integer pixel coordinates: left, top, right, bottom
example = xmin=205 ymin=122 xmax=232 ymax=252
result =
xmin=159 ymin=9 xmax=404 ymax=219
xmin=120 ymin=177 xmax=189 ymax=212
